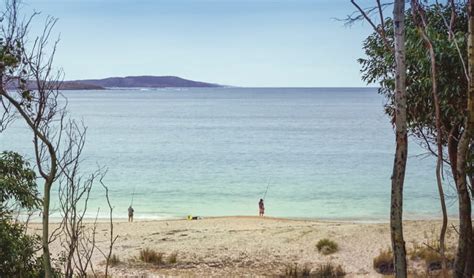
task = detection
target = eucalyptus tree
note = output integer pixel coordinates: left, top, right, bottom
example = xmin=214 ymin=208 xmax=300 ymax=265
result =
xmin=391 ymin=2 xmax=408 ymax=275
xmin=357 ymin=2 xmax=474 ymax=275
xmin=351 ymin=1 xmax=409 ymax=275
xmin=456 ymin=1 xmax=474 ymax=275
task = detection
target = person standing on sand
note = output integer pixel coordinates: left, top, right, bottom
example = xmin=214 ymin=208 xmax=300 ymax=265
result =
xmin=128 ymin=205 xmax=134 ymax=222
xmin=259 ymin=199 xmax=265 ymax=216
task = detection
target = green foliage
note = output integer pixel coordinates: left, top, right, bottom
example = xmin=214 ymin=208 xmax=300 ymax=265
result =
xmin=0 ymin=151 xmax=44 ymax=277
xmin=316 ymin=238 xmax=339 ymax=255
xmin=0 ymin=37 xmax=23 ymax=76
xmin=0 ymin=151 xmax=40 ymax=212
xmin=0 ymin=216 xmax=43 ymax=277
xmin=358 ymin=3 xmax=467 ymax=145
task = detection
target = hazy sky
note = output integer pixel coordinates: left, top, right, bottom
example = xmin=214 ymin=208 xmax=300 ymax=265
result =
xmin=26 ymin=0 xmax=377 ymax=87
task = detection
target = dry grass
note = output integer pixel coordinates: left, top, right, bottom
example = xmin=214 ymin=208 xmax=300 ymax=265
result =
xmin=282 ymin=263 xmax=311 ymax=277
xmin=282 ymin=262 xmax=344 ymax=277
xmin=167 ymin=251 xmax=178 ymax=264
xmin=139 ymin=248 xmax=163 ymax=265
xmin=409 ymin=242 xmax=454 ymax=272
xmin=313 ymin=263 xmax=346 ymax=277
xmin=109 ymin=254 xmax=121 ymax=267
xmin=373 ymin=249 xmax=394 ymax=275
xmin=316 ymin=238 xmax=339 ymax=255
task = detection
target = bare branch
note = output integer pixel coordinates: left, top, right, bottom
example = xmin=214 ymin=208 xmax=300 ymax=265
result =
xmin=350 ymin=0 xmax=393 ymax=52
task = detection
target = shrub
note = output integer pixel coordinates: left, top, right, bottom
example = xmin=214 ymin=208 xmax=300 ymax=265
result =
xmin=409 ymin=243 xmax=454 ymax=272
xmin=168 ymin=252 xmax=178 ymax=264
xmin=313 ymin=263 xmax=346 ymax=277
xmin=316 ymin=239 xmax=339 ymax=255
xmin=282 ymin=263 xmax=312 ymax=277
xmin=0 ymin=152 xmax=44 ymax=278
xmin=373 ymin=249 xmax=394 ymax=275
xmin=139 ymin=248 xmax=163 ymax=265
xmin=0 ymin=218 xmax=44 ymax=278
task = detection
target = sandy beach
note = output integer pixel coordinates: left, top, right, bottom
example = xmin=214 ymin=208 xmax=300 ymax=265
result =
xmin=28 ymin=216 xmax=458 ymax=277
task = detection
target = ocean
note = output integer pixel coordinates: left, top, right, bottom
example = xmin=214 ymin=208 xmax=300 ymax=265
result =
xmin=0 ymin=87 xmax=453 ymax=221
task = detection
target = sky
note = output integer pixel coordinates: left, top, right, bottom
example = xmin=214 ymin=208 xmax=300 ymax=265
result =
xmin=25 ymin=0 xmax=379 ymax=87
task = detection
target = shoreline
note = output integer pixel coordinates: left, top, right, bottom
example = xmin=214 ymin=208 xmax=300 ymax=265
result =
xmin=27 ymin=213 xmax=457 ymax=224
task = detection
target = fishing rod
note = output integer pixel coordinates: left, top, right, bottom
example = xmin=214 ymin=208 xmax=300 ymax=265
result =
xmin=130 ymin=184 xmax=136 ymax=207
xmin=263 ymin=177 xmax=271 ymax=201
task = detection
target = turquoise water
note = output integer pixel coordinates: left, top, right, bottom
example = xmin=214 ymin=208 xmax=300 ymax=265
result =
xmin=0 ymin=87 xmax=454 ymax=221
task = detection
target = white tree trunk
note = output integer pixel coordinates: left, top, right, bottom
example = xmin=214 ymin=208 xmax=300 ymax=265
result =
xmin=391 ymin=1 xmax=408 ymax=277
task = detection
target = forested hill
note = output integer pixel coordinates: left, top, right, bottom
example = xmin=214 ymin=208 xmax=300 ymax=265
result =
xmin=66 ymin=76 xmax=222 ymax=89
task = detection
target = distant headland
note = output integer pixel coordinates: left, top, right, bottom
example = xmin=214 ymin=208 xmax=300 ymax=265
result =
xmin=62 ymin=76 xmax=222 ymax=90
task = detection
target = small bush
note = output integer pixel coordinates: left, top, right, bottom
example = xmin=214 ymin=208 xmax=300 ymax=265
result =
xmin=314 ymin=263 xmax=346 ymax=278
xmin=167 ymin=252 xmax=178 ymax=264
xmin=139 ymin=248 xmax=163 ymax=265
xmin=284 ymin=263 xmax=299 ymax=277
xmin=316 ymin=239 xmax=339 ymax=255
xmin=373 ymin=249 xmax=394 ymax=275
xmin=409 ymin=244 xmax=454 ymax=272
xmin=282 ymin=263 xmax=312 ymax=277
xmin=109 ymin=254 xmax=120 ymax=267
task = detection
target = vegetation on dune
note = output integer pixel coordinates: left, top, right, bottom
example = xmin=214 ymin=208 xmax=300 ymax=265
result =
xmin=167 ymin=251 xmax=178 ymax=264
xmin=282 ymin=262 xmax=345 ymax=278
xmin=0 ymin=152 xmax=45 ymax=277
xmin=313 ymin=263 xmax=346 ymax=278
xmin=409 ymin=237 xmax=455 ymax=273
xmin=373 ymin=249 xmax=394 ymax=275
xmin=109 ymin=254 xmax=121 ymax=267
xmin=139 ymin=248 xmax=164 ymax=265
xmin=283 ymin=263 xmax=311 ymax=277
xmin=316 ymin=238 xmax=339 ymax=255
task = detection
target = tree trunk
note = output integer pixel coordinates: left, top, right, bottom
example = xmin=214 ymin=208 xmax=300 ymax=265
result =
xmin=42 ymin=179 xmax=53 ymax=278
xmin=454 ymin=130 xmax=473 ymax=277
xmin=431 ymin=47 xmax=449 ymax=278
xmin=448 ymin=127 xmax=459 ymax=184
xmin=454 ymin=1 xmax=474 ymax=276
xmin=411 ymin=3 xmax=449 ymax=273
xmin=391 ymin=1 xmax=408 ymax=277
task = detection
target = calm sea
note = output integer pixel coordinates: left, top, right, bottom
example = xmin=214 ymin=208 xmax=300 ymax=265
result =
xmin=0 ymin=87 xmax=454 ymax=221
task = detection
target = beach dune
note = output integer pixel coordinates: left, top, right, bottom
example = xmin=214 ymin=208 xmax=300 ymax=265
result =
xmin=29 ymin=216 xmax=457 ymax=277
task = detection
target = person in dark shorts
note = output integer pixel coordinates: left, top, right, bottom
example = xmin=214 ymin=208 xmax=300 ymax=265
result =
xmin=259 ymin=199 xmax=265 ymax=216
xmin=128 ymin=206 xmax=134 ymax=222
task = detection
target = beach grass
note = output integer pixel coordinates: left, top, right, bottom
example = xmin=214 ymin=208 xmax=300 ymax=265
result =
xmin=139 ymin=248 xmax=163 ymax=265
xmin=373 ymin=248 xmax=394 ymax=275
xmin=316 ymin=238 xmax=339 ymax=255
